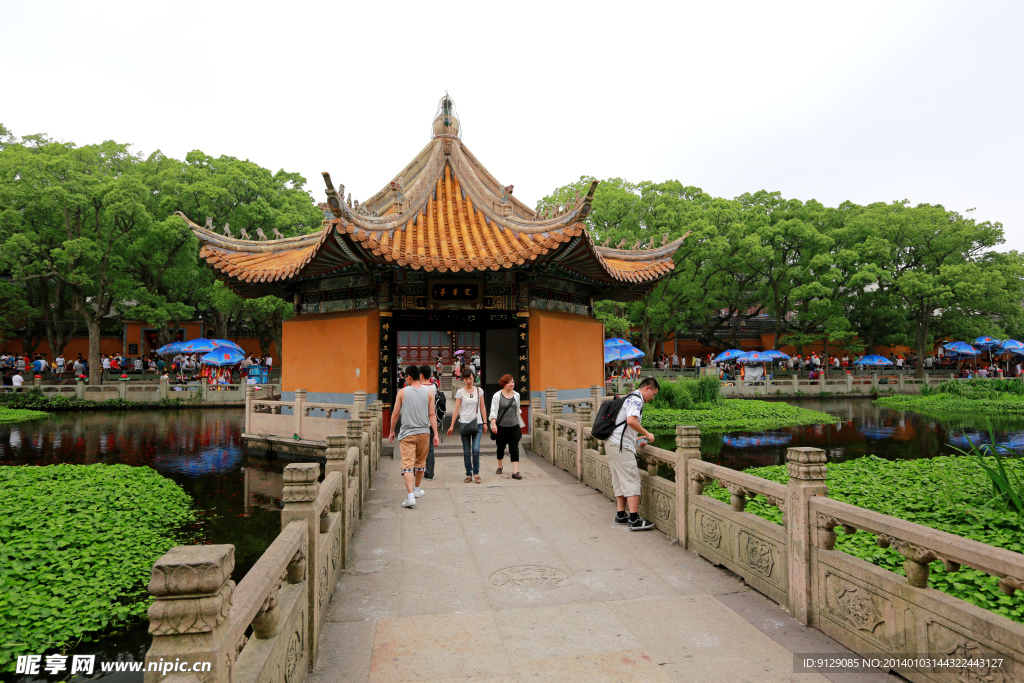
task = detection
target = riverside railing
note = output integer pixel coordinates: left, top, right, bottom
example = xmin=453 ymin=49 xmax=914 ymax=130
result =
xmin=143 ymin=408 xmax=383 ymax=683
xmin=2 ymin=377 xmax=279 ymax=402
xmin=245 ymin=388 xmax=382 ymax=445
xmin=535 ymin=395 xmax=1024 ymax=681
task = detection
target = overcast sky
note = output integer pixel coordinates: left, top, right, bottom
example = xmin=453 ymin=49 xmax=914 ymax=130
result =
xmin=5 ymin=1 xmax=1022 ymax=248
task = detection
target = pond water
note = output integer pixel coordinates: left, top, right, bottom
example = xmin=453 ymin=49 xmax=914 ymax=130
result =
xmin=652 ymin=398 xmax=1024 ymax=470
xmin=0 ymin=409 xmax=310 ymax=683
xmin=4 ymin=400 xmax=1024 ymax=680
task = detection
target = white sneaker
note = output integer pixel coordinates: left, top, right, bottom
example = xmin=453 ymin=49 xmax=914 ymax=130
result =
xmin=402 ymin=498 xmax=416 ymax=508
xmin=414 ymin=488 xmax=425 ymax=498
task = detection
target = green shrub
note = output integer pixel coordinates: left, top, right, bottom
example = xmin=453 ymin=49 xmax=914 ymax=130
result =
xmin=650 ymin=375 xmax=721 ymax=411
xmin=0 ymin=465 xmax=195 ymax=673
xmin=0 ymin=390 xmax=197 ymax=412
xmin=702 ymin=455 xmax=1024 ymax=623
xmin=0 ymin=407 xmax=48 ymax=424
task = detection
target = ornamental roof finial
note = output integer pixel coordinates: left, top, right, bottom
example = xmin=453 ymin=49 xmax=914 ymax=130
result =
xmin=431 ymin=92 xmax=461 ymax=139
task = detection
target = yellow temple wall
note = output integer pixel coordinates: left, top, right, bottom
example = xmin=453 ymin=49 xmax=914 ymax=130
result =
xmin=528 ymin=308 xmax=604 ymax=406
xmin=281 ymin=309 xmax=379 ymax=400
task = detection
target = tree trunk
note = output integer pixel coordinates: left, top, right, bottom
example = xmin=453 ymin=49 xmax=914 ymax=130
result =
xmin=271 ymin=320 xmax=283 ymax=363
xmin=86 ymin=319 xmax=102 ymax=385
xmin=156 ymin=325 xmax=175 ymax=348
xmin=914 ymin=312 xmax=929 ymax=379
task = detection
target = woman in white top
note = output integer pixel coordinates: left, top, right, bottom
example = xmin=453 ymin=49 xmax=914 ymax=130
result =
xmin=447 ymin=369 xmax=487 ymax=483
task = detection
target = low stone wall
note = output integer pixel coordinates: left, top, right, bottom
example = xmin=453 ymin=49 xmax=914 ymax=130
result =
xmin=3 ymin=378 xmax=279 ymax=405
xmin=244 ymin=388 xmax=382 ymax=449
xmin=537 ymin=396 xmax=1024 ymax=681
xmin=143 ymin=411 xmax=383 ymax=682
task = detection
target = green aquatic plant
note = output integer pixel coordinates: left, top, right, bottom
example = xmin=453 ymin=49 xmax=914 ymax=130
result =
xmin=955 ymin=430 xmax=1024 ymax=516
xmin=645 ymin=399 xmax=837 ymax=434
xmin=0 ymin=407 xmax=48 ymax=424
xmin=703 ymin=455 xmax=1024 ymax=623
xmin=0 ymin=464 xmax=194 ymax=673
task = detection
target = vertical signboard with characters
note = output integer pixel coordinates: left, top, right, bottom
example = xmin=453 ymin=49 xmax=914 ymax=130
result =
xmin=378 ymin=312 xmax=393 ymax=408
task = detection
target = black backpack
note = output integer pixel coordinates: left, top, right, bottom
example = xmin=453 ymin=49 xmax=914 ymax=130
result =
xmin=434 ymin=384 xmax=447 ymax=426
xmin=591 ymin=391 xmax=642 ymax=444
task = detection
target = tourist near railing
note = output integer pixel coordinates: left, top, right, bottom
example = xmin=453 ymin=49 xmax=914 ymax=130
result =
xmin=142 ymin=408 xmax=383 ymax=683
xmin=532 ymin=395 xmax=1024 ymax=680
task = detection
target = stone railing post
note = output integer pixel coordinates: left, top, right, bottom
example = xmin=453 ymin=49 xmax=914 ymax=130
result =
xmin=871 ymin=372 xmax=878 ymax=390
xmin=545 ymin=387 xmax=559 ymax=415
xmin=293 ymin=389 xmax=306 ymax=440
xmin=897 ymin=374 xmax=905 ymax=392
xmin=590 ymin=384 xmax=602 ymax=408
xmin=624 ymin=381 xmax=635 ymax=394
xmin=160 ymin=376 xmax=169 ymax=401
xmin=845 ymin=374 xmax=853 ymax=393
xmin=117 ymin=378 xmax=128 ymax=399
xmin=76 ymin=377 xmax=85 ymax=399
xmin=244 ymin=386 xmax=256 ymax=434
xmin=324 ymin=434 xmax=347 ymax=476
xmin=144 ymin=545 xmax=235 ymax=682
xmin=675 ymin=426 xmax=701 ymax=548
xmin=280 ymin=463 xmax=321 ymax=666
xmin=575 ymin=403 xmax=591 ymax=481
xmin=785 ymin=446 xmax=828 ymax=626
xmin=347 ymin=415 xmax=365 ymax=517
xmin=353 ymin=390 xmax=366 ymax=414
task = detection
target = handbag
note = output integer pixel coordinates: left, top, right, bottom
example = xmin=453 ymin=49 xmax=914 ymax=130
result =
xmin=489 ymin=396 xmax=515 ymax=441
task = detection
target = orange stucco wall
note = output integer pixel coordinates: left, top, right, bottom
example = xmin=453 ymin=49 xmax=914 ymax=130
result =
xmin=528 ymin=308 xmax=604 ymax=391
xmin=281 ymin=309 xmax=379 ymax=395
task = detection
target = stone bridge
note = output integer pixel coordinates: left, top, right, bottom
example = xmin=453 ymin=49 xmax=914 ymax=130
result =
xmin=141 ymin=390 xmax=1024 ymax=682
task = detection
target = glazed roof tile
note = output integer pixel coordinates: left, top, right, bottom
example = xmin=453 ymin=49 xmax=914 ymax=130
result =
xmin=181 ymin=129 xmax=686 ymax=301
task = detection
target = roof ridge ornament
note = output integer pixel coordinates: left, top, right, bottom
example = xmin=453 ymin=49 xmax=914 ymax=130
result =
xmin=432 ymin=93 xmax=461 ymax=140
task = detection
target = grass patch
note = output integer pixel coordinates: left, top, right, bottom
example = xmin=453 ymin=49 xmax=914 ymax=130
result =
xmin=702 ymin=455 xmax=1024 ymax=623
xmin=0 ymin=464 xmax=195 ymax=673
xmin=645 ymin=399 xmax=838 ymax=434
xmin=877 ymin=378 xmax=1024 ymax=418
xmin=0 ymin=407 xmax=48 ymax=424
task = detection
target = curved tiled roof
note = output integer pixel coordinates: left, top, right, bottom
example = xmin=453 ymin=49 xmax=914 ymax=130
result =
xmin=181 ymin=122 xmax=686 ymax=300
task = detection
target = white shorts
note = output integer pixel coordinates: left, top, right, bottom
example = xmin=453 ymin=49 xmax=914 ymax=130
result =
xmin=605 ymin=439 xmax=641 ymax=498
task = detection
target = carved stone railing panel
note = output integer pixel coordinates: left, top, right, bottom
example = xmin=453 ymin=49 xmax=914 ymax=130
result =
xmin=146 ymin=411 xmax=384 ymax=682
xmin=553 ymin=419 xmax=578 ymax=475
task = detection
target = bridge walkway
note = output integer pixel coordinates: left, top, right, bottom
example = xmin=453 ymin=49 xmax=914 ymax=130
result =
xmin=309 ymin=449 xmax=899 ymax=682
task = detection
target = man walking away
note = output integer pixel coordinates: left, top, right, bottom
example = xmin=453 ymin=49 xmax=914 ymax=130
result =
xmin=418 ymin=364 xmax=444 ymax=480
xmin=607 ymin=377 xmax=660 ymax=531
xmin=389 ymin=365 xmax=439 ymax=508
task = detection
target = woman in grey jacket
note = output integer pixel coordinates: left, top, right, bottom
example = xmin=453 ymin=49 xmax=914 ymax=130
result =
xmin=489 ymin=374 xmax=524 ymax=479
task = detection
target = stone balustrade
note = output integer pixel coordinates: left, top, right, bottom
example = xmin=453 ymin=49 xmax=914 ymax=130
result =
xmin=144 ymin=416 xmax=382 ymax=683
xmin=245 ymin=388 xmax=382 ymax=448
xmin=715 ymin=372 xmax=1018 ymax=397
xmin=540 ymin=418 xmax=1024 ymax=680
xmin=3 ymin=379 xmax=279 ymax=403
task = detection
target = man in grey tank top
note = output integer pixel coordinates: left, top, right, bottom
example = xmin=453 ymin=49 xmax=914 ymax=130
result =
xmin=389 ymin=365 xmax=440 ymax=508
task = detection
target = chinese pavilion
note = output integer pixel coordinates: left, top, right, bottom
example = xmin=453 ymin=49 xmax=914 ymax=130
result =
xmin=179 ymin=96 xmax=684 ymax=433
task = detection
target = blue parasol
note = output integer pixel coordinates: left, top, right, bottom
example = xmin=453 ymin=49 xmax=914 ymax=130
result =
xmin=712 ymin=349 xmax=745 ymax=364
xmin=604 ymin=338 xmax=633 ymax=347
xmin=180 ymin=338 xmax=221 ymax=354
xmin=735 ymin=351 xmax=773 ymax=364
xmin=155 ymin=341 xmax=187 ymax=355
xmin=211 ymin=339 xmax=244 ymax=353
xmin=604 ymin=344 xmax=645 ymax=363
xmin=944 ymin=341 xmax=979 ymax=355
xmin=974 ymin=336 xmax=1000 ymax=348
xmin=761 ymin=350 xmax=791 ymax=360
xmin=853 ymin=355 xmax=894 ymax=366
xmin=200 ymin=347 xmax=245 ymax=366
xmin=997 ymin=339 xmax=1024 ymax=352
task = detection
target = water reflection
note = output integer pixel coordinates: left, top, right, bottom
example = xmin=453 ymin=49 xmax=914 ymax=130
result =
xmin=653 ymin=398 xmax=1024 ymax=470
xmin=0 ymin=409 xmax=316 ymax=682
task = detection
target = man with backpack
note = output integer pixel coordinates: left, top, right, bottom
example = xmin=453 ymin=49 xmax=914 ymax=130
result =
xmin=592 ymin=377 xmax=660 ymax=531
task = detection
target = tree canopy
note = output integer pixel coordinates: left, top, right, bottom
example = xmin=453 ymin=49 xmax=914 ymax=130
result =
xmin=0 ymin=128 xmax=322 ymax=380
xmin=539 ymin=177 xmax=1024 ymax=377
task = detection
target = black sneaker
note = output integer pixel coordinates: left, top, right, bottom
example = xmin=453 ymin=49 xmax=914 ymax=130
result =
xmin=614 ymin=513 xmax=629 ymax=525
xmin=628 ymin=517 xmax=655 ymax=531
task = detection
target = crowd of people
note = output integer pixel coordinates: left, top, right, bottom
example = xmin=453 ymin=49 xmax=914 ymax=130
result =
xmin=0 ymin=349 xmax=275 ymax=389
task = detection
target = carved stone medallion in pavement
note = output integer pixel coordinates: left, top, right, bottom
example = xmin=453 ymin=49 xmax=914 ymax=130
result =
xmin=489 ymin=565 xmax=570 ymax=591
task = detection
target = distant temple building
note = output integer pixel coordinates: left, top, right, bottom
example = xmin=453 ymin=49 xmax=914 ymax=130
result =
xmin=181 ymin=96 xmax=684 ymax=432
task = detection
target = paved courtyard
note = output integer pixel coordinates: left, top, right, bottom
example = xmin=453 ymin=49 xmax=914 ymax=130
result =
xmin=310 ymin=448 xmax=901 ymax=682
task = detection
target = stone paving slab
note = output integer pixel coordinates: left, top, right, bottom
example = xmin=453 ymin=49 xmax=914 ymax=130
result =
xmin=311 ymin=449 xmax=902 ymax=683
